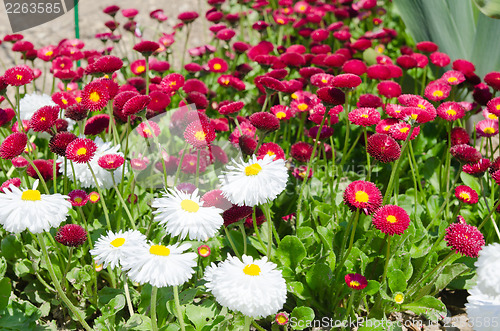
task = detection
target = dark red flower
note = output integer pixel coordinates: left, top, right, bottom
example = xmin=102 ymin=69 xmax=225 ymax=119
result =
xmin=49 ymin=132 xmax=77 ymax=156
xmin=133 ymin=41 xmax=160 ymax=56
xmin=257 ymin=142 xmax=285 ymax=160
xmin=290 ymin=142 xmax=314 ymax=162
xmin=367 ymin=133 xmax=401 ymax=163
xmin=66 ymin=138 xmax=98 ymax=163
xmin=219 ymin=101 xmax=244 ymax=115
xmin=184 ymin=121 xmax=216 ymax=149
xmin=345 ymin=273 xmax=368 ymax=290
xmin=178 ymin=11 xmax=199 ymax=23
xmin=396 ymin=55 xmax=417 ymax=70
xmin=377 ymin=81 xmax=402 ymax=99
xmin=332 ymin=74 xmax=362 ymax=89
xmin=454 ymin=185 xmax=479 ymax=204
xmin=484 ymin=72 xmax=500 ymax=91
xmin=372 ymin=205 xmax=410 ymax=235
xmin=29 ymin=106 xmax=59 ymax=132
xmin=86 ymin=55 xmax=123 ymax=75
xmin=416 ymin=41 xmax=438 ymax=53
xmin=462 ymin=158 xmax=490 ymax=177
xmin=65 ymin=104 xmax=88 ymax=121
xmin=450 ymin=127 xmax=470 ymax=146
xmin=445 ymin=220 xmax=484 ymax=258
xmin=55 ymin=224 xmax=87 ymax=247
xmin=68 ymin=190 xmax=89 ymax=207
xmin=0 ymin=132 xmax=27 ymax=159
xmin=98 ymin=154 xmax=125 ymax=171
xmin=249 ymin=112 xmax=280 ymax=132
xmin=123 ymin=95 xmax=151 ymax=116
xmin=26 ymin=159 xmax=56 ymax=181
xmin=450 ymin=144 xmax=482 ymax=164
xmin=84 ymin=114 xmax=110 ymax=135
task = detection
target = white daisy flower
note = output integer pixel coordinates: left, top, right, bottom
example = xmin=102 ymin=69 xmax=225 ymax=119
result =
xmin=121 ymin=242 xmax=197 ymax=288
xmin=474 ymin=243 xmax=500 ymax=297
xmin=58 ymin=137 xmax=126 ymax=189
xmin=0 ymin=180 xmax=71 ymax=233
xmin=466 ymin=286 xmax=500 ymax=331
xmin=18 ymin=93 xmax=56 ymax=120
xmin=204 ymin=254 xmax=287 ymax=318
xmin=90 ymin=230 xmax=148 ymax=270
xmin=218 ymin=154 xmax=288 ymax=207
xmin=152 ymin=188 xmax=224 ymax=241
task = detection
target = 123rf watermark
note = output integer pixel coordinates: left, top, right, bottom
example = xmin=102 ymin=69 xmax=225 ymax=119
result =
xmin=288 ymin=316 xmax=499 ymax=329
xmin=2 ymin=0 xmax=79 ymax=32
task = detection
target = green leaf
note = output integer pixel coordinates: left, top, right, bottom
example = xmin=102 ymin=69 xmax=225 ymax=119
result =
xmin=316 ymin=226 xmax=334 ymax=251
xmin=305 ymin=263 xmax=332 ymax=292
xmin=290 ymin=306 xmax=315 ymax=330
xmin=185 ymin=300 xmax=219 ymax=330
xmin=14 ymin=259 xmax=33 ymax=278
xmin=388 ymin=269 xmax=407 ymax=293
xmin=296 ymin=227 xmax=316 ymax=249
xmin=364 ymin=280 xmax=380 ymax=296
xmin=0 ymin=257 xmax=7 ymax=279
xmin=287 ymin=281 xmax=312 ymax=300
xmin=473 ymin=0 xmax=500 ymax=18
xmin=276 ymin=236 xmax=306 ymax=271
xmin=460 ymin=172 xmax=481 ymax=194
xmin=0 ymin=278 xmax=11 ymax=311
xmin=1 ymin=235 xmax=24 ymax=260
xmin=120 ymin=314 xmax=152 ymax=330
xmin=401 ymin=296 xmax=446 ymax=321
xmin=433 ymin=263 xmax=469 ymax=293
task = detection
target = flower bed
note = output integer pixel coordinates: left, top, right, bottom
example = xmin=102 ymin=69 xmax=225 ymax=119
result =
xmin=0 ymin=0 xmax=500 ymax=330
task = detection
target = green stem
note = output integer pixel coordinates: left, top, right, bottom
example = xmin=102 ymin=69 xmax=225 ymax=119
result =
xmin=263 ymin=202 xmax=274 ymax=258
xmin=123 ymin=274 xmax=134 ymax=316
xmin=37 ymin=234 xmax=92 ymax=331
xmin=173 ymin=285 xmax=186 ymax=331
xmin=224 ymin=226 xmax=241 ymax=259
xmin=381 ymin=236 xmax=391 ymax=283
xmin=151 ymin=286 xmax=158 ymax=331
xmin=252 ymin=207 xmax=267 ymax=252
xmin=112 ymin=176 xmax=136 ymax=230
xmin=238 ymin=223 xmax=247 ymax=255
xmin=87 ymin=162 xmax=112 ymax=230
xmin=243 ymin=316 xmax=252 ymax=331
xmin=363 ymin=128 xmax=371 ymax=181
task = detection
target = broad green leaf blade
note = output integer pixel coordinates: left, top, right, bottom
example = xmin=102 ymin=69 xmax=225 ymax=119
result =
xmin=473 ymin=0 xmax=500 ymax=18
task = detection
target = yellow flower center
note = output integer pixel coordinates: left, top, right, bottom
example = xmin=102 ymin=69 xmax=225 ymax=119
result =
xmin=40 ymin=116 xmax=46 ymax=122
xmin=432 ymin=90 xmax=443 ymax=97
xmin=21 ymin=189 xmax=41 ymax=201
xmin=149 ymin=245 xmax=170 ymax=256
xmin=361 ymin=114 xmax=369 ymax=118
xmin=76 ymin=147 xmax=87 ymax=156
xmin=16 ymin=74 xmax=23 ymax=80
xmin=194 ymin=130 xmax=206 ymax=141
xmin=245 ymin=163 xmax=262 ymax=176
xmin=62 ymin=99 xmax=68 ymax=105
xmin=277 ymin=315 xmax=287 ymax=324
xmin=170 ymin=81 xmax=177 ymax=87
xmin=243 ymin=263 xmax=261 ymax=276
xmin=394 ymin=293 xmax=404 ymax=304
xmin=417 ymin=104 xmax=426 ymax=110
xmin=76 ymin=97 xmax=82 ymax=102
xmin=496 ymin=104 xmax=500 ymax=110
xmin=459 ymin=192 xmax=470 ymax=201
xmin=355 ymin=191 xmax=369 ymax=203
xmin=387 ymin=215 xmax=397 ymax=223
xmin=136 ymin=65 xmax=145 ymax=73
xmin=411 ymin=113 xmax=418 ymax=120
xmin=110 ymin=237 xmax=125 ymax=247
xmin=297 ymin=103 xmax=308 ymax=111
xmin=291 ymin=93 xmax=298 ymax=99
xmin=213 ymin=63 xmax=222 ymax=70
xmin=222 ymin=79 xmax=229 ymax=85
xmin=384 ymin=125 xmax=391 ymax=131
xmin=276 ymin=111 xmax=286 ymax=119
xmin=488 ymin=114 xmax=498 ymax=120
xmin=181 ymin=199 xmax=199 ymax=213
xmin=89 ymin=91 xmax=100 ymax=102
xmin=267 ymin=151 xmax=275 ymax=156
xmin=46 ymin=50 xmax=53 ymax=56
xmin=448 ymin=77 xmax=457 ymax=83
xmin=484 ymin=127 xmax=496 ymax=134
xmin=277 ymin=18 xmax=285 ymax=24
xmin=350 ymin=280 xmax=360 ymax=287
xmin=321 ymin=78 xmax=327 ymax=83
xmin=74 ymin=197 xmax=82 ymax=203
xmin=90 ymin=193 xmax=99 ymax=202
xmin=199 ymin=247 xmax=209 ymax=255
xmin=446 ymin=109 xmax=457 ymax=116
xmin=400 ymin=127 xmax=409 ymax=133
xmin=299 ymin=5 xmax=306 ymax=10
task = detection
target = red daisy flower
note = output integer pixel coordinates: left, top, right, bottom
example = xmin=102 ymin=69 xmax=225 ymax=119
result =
xmin=332 ymin=74 xmax=362 ymax=89
xmin=307 ymin=125 xmax=334 ymax=140
xmin=1 ymin=178 xmax=21 ymax=192
xmin=348 ymin=107 xmax=381 ymax=127
xmin=462 ymin=158 xmax=491 ymax=177
xmin=238 ymin=135 xmax=257 ymax=155
xmin=372 ymin=205 xmax=410 ymax=235
xmin=357 ymin=94 xmax=383 ymax=109
xmin=270 ymin=105 xmax=293 ymax=120
xmin=26 ymin=159 xmax=56 ymax=181
xmin=476 ymin=119 xmax=499 ymax=138
xmin=388 ymin=122 xmax=420 ymax=141
xmin=86 ymin=55 xmax=123 ymax=75
xmin=450 ymin=127 xmax=470 ymax=146
xmin=484 ymin=72 xmax=500 ymax=91
xmin=183 ymin=79 xmax=208 ymax=95
xmin=130 ymin=59 xmax=147 ymax=75
xmin=473 ymin=83 xmax=493 ymax=106
xmin=228 ymin=121 xmax=257 ymax=147
xmin=29 ymin=105 xmax=59 ymax=132
xmin=64 ymin=104 xmax=88 ymax=122
xmin=452 ymin=59 xmax=476 ymax=75
xmin=366 ymin=65 xmax=391 ymax=81
xmin=449 ymin=144 xmax=482 ymax=164
xmin=68 ymin=189 xmax=89 ymax=207
xmin=290 ymin=142 xmax=314 ymax=162
xmin=396 ymin=55 xmax=418 ymax=70
xmin=375 ymin=118 xmax=399 ymax=134
xmin=345 ymin=273 xmax=368 ymax=290
xmin=436 ymin=102 xmax=465 ymax=122
xmin=343 ymin=180 xmax=382 ymax=214
xmin=445 ymin=220 xmax=484 ymax=258
xmin=257 ymin=76 xmax=285 ymax=93
xmin=249 ymin=112 xmax=280 ymax=132
xmin=178 ymin=11 xmax=199 ymax=23
xmin=0 ymin=132 xmax=27 ymax=159
xmin=52 ymin=92 xmax=76 ymax=109
xmin=454 ymin=185 xmax=479 ymax=204
xmin=222 ymin=204 xmax=253 ymax=227
xmin=66 ymin=138 xmax=98 ymax=163
xmin=136 ymin=121 xmax=161 ymax=138
xmin=483 ymin=108 xmax=499 ymax=121
xmin=257 ymin=142 xmax=285 ymax=160
xmin=161 ymin=73 xmax=185 ymax=94
xmin=316 ymin=87 xmax=345 ymax=106
xmin=400 ymin=106 xmax=436 ymax=124
xmin=4 ymin=65 xmax=34 ymax=86
xmin=208 ymin=58 xmax=228 ymax=73
xmin=219 ymin=101 xmax=245 ymax=115
xmin=84 ymin=114 xmax=110 ymax=136
xmin=11 ymin=156 xmax=28 ymax=168
xmin=292 ymin=165 xmax=313 ymax=181
xmin=88 ymin=191 xmax=100 ymax=203
xmin=55 ymin=224 xmax=87 ymax=247
xmin=310 ymin=73 xmax=335 ymax=88
xmin=367 ymin=133 xmax=401 ymax=163
xmin=201 ymin=189 xmax=232 ymax=210
xmin=197 ymin=245 xmax=211 ymax=257
xmin=133 ymin=40 xmax=160 ymax=56
xmin=180 ymin=153 xmax=207 ymax=174
xmin=184 ymin=121 xmax=216 ymax=149
xmin=123 ymin=95 xmax=151 ymax=116
xmin=49 ymin=132 xmax=77 ymax=156
xmin=377 ymin=81 xmax=402 ymax=99
xmin=430 ymin=52 xmax=451 ymax=67
xmin=416 ymin=41 xmax=438 ymax=53
xmin=98 ymin=154 xmax=125 ymax=171
xmin=442 ymin=70 xmax=465 ymax=85
xmin=424 ymin=81 xmax=451 ymax=102
xmin=81 ymin=80 xmax=110 ymax=111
